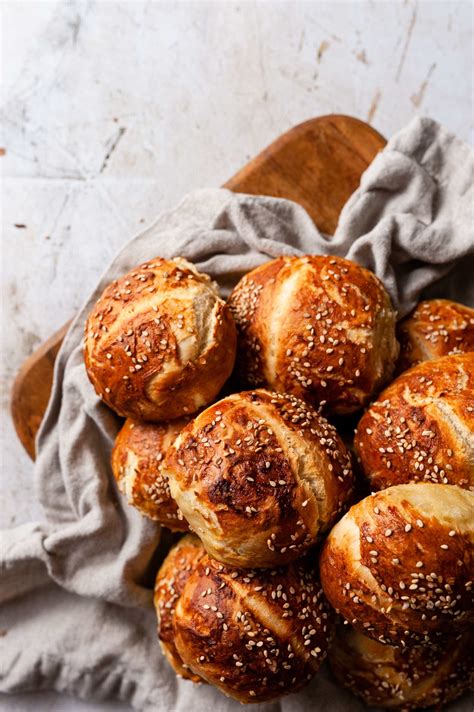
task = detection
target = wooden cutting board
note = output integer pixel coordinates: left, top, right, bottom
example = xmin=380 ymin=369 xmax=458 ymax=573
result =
xmin=10 ymin=114 xmax=386 ymax=459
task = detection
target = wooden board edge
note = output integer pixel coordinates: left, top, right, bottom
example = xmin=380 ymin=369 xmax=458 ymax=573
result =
xmin=10 ymin=321 xmax=71 ymax=458
xmin=224 ymin=114 xmax=386 ymax=191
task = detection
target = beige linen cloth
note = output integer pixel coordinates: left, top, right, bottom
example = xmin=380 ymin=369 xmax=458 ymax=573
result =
xmin=1 ymin=117 xmax=473 ymax=711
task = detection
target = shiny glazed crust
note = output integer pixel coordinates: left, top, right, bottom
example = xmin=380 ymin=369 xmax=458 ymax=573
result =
xmin=319 ymin=484 xmax=474 ymax=646
xmin=397 ymin=299 xmax=474 ymax=372
xmin=354 ymin=353 xmax=474 ymax=491
xmin=329 ymin=624 xmax=474 ymax=709
xmin=228 ymin=255 xmax=399 ymax=415
xmin=153 ymin=534 xmax=206 ymax=681
xmin=164 ymin=389 xmax=354 ymax=567
xmin=173 ymin=554 xmax=333 ymax=703
xmin=84 ymin=257 xmax=237 ymax=420
xmin=111 ymin=417 xmax=189 ymax=530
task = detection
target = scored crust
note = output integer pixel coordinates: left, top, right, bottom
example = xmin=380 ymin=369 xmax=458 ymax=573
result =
xmin=111 ymin=417 xmax=189 ymax=530
xmin=355 ymin=353 xmax=474 ymax=491
xmin=84 ymin=257 xmax=237 ymax=420
xmin=173 ymin=553 xmax=333 ymax=703
xmin=228 ymin=255 xmax=399 ymax=415
xmin=164 ymin=389 xmax=354 ymax=568
xmin=329 ymin=623 xmax=474 ymax=709
xmin=319 ymin=484 xmax=474 ymax=646
xmin=397 ymin=299 xmax=474 ymax=372
xmin=153 ymin=534 xmax=206 ymax=681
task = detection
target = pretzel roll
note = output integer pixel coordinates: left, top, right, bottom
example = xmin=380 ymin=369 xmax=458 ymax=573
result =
xmin=354 ymin=353 xmax=474 ymax=491
xmin=397 ymin=299 xmax=474 ymax=371
xmin=111 ymin=417 xmax=189 ymax=530
xmin=164 ymin=389 xmax=354 ymax=568
xmin=319 ymin=484 xmax=474 ymax=646
xmin=84 ymin=257 xmax=236 ymax=420
xmin=173 ymin=553 xmax=333 ymax=703
xmin=329 ymin=624 xmax=474 ymax=709
xmin=153 ymin=534 xmax=206 ymax=681
xmin=228 ymin=255 xmax=398 ymax=415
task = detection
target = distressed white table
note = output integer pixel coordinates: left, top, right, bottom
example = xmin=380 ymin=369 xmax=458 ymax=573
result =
xmin=1 ymin=1 xmax=472 ymax=710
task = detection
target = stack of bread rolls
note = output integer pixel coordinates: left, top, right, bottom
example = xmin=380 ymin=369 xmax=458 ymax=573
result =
xmin=84 ymin=255 xmax=474 ymax=708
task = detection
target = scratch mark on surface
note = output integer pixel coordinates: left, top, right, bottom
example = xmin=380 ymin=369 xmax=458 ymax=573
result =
xmin=49 ymin=193 xmax=71 ymax=239
xmin=448 ymin=14 xmax=453 ymax=31
xmin=94 ymin=179 xmax=132 ymax=231
xmin=411 ymin=63 xmax=436 ymax=107
xmin=354 ymin=49 xmax=369 ymax=65
xmin=253 ymin=4 xmax=275 ymax=129
xmin=298 ymin=29 xmax=305 ymax=52
xmin=317 ymin=40 xmax=330 ymax=63
xmin=99 ymin=127 xmax=126 ymax=174
xmin=395 ymin=5 xmax=418 ymax=81
xmin=367 ymin=89 xmax=382 ymax=123
xmin=68 ymin=13 xmax=82 ymax=45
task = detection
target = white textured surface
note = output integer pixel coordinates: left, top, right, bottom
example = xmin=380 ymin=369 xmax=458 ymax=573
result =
xmin=1 ymin=1 xmax=472 ymax=710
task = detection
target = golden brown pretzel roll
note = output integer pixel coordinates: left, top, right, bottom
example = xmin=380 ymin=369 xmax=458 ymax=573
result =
xmin=319 ymin=484 xmax=474 ymax=646
xmin=329 ymin=624 xmax=474 ymax=709
xmin=228 ymin=255 xmax=398 ymax=415
xmin=153 ymin=534 xmax=206 ymax=681
xmin=164 ymin=389 xmax=354 ymax=568
xmin=173 ymin=553 xmax=333 ymax=703
xmin=397 ymin=299 xmax=474 ymax=371
xmin=354 ymin=353 xmax=474 ymax=492
xmin=84 ymin=257 xmax=236 ymax=420
xmin=111 ymin=418 xmax=189 ymax=530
